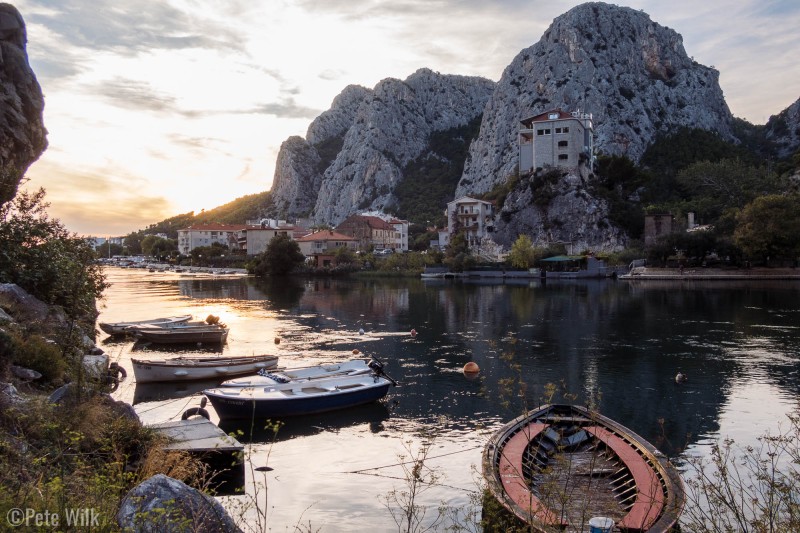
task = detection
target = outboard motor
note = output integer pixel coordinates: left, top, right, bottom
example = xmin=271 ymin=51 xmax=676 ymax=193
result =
xmin=368 ymin=357 xmax=398 ymax=386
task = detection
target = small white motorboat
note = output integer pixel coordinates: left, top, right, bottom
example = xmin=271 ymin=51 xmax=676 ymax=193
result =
xmin=98 ymin=314 xmax=192 ymax=335
xmin=220 ymin=358 xmax=373 ymax=387
xmin=132 ymin=354 xmax=279 ymax=383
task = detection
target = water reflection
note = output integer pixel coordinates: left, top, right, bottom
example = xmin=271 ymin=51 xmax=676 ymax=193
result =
xmin=133 ymin=378 xmax=220 ymax=405
xmin=217 ymin=402 xmax=392 ymax=444
xmin=102 ymin=269 xmax=800 ymax=531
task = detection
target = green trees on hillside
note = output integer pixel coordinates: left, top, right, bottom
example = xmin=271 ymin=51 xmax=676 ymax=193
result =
xmin=395 ymin=116 xmax=482 ymax=225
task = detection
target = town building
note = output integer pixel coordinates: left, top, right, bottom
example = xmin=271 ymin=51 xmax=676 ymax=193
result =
xmin=441 ymin=196 xmax=495 ymax=248
xmin=388 ymin=218 xmax=410 ymax=251
xmin=296 ymin=230 xmax=358 ymax=267
xmin=335 ymin=215 xmax=400 ymax=251
xmin=519 ymin=109 xmax=594 ymax=173
xmin=238 ymin=219 xmax=307 ymax=256
xmin=177 ymin=224 xmax=247 ymax=255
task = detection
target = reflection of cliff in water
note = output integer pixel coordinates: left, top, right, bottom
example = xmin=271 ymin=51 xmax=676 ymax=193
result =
xmin=274 ymin=278 xmax=800 ymax=457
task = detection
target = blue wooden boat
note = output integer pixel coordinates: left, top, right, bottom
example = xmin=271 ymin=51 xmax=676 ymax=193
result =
xmin=204 ymin=372 xmax=394 ymax=419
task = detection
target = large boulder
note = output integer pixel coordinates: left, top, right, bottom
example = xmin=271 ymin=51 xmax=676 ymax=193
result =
xmin=117 ymin=474 xmax=242 ymax=533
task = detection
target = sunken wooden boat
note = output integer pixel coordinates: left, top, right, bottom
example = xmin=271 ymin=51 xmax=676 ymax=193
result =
xmin=483 ymin=404 xmax=684 ymax=532
xmin=220 ymin=358 xmax=373 ymax=387
xmin=134 ymin=323 xmax=229 ymax=345
xmin=204 ymin=373 xmax=394 ymax=419
xmin=98 ymin=314 xmax=192 ymax=335
xmin=132 ymin=354 xmax=279 ymax=383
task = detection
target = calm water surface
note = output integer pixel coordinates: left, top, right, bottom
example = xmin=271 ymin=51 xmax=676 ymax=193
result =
xmin=102 ymin=268 xmax=800 ymax=531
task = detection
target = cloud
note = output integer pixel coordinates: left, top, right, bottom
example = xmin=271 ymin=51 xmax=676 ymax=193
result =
xmin=93 ymin=77 xmax=178 ymax=113
xmin=248 ymin=100 xmax=322 ymax=119
xmin=25 ymin=0 xmax=243 ymax=55
xmin=319 ymin=69 xmax=347 ymax=81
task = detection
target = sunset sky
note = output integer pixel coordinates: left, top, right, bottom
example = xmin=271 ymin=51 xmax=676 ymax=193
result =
xmin=14 ymin=0 xmax=800 ymax=237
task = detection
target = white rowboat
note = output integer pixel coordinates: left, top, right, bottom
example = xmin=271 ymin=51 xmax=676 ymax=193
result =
xmin=132 ymin=354 xmax=279 ymax=383
xmin=99 ymin=314 xmax=192 ymax=335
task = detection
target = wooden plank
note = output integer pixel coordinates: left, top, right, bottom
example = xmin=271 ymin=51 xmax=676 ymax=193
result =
xmin=150 ymin=418 xmax=245 ymax=495
xmin=585 ymin=426 xmax=664 ymax=531
xmin=498 ymin=423 xmax=567 ymax=527
xmin=151 ymin=418 xmax=243 ymax=452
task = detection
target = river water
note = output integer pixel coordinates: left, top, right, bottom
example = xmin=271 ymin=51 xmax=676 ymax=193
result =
xmin=103 ymin=268 xmax=800 ymax=531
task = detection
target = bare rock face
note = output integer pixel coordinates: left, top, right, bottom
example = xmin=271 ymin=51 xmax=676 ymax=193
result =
xmin=457 ymin=2 xmax=734 ymax=198
xmin=764 ymin=98 xmax=800 ymax=158
xmin=493 ymin=166 xmax=627 ymax=251
xmin=0 ymin=3 xmax=47 ymax=205
xmin=306 ymin=84 xmax=372 ymax=145
xmin=269 ymin=69 xmax=494 ymax=224
xmin=269 ymin=136 xmax=323 ymax=219
xmin=117 ymin=474 xmax=242 ymax=533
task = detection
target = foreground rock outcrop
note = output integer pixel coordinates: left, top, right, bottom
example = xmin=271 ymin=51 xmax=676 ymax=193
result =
xmin=0 ymin=3 xmax=47 ymax=205
xmin=117 ymin=474 xmax=242 ymax=533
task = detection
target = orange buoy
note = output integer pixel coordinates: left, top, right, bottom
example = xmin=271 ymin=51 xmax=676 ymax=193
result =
xmin=353 ymin=349 xmax=360 ymax=355
xmin=410 ymin=328 xmax=417 ymax=337
xmin=463 ymin=362 xmax=480 ymax=374
xmin=274 ymin=337 xmax=281 ymax=344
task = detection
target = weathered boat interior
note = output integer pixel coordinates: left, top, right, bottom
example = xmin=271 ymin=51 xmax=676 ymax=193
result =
xmin=485 ymin=405 xmax=683 ymax=532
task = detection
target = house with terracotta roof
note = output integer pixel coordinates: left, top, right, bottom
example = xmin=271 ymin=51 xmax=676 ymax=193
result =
xmin=335 ymin=215 xmax=400 ymax=251
xmin=519 ymin=108 xmax=594 ymax=173
xmin=177 ymin=224 xmax=247 ymax=255
xmin=296 ymin=230 xmax=357 ymax=268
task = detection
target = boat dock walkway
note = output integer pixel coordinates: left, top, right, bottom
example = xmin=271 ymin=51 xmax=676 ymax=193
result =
xmin=150 ymin=417 xmax=244 ymax=494
xmin=621 ymin=267 xmax=800 ymax=280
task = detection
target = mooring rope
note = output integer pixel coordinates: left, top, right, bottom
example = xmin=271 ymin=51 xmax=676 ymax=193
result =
xmin=344 ymin=444 xmax=483 ymax=474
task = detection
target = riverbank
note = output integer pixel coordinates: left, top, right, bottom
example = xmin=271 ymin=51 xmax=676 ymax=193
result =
xmin=621 ymin=267 xmax=800 ymax=280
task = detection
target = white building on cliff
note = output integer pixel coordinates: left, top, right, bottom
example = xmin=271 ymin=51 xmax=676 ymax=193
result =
xmin=519 ymin=109 xmax=594 ymax=173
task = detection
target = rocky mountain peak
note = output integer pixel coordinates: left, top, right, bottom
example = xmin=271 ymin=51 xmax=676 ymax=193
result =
xmin=269 ymin=69 xmax=494 ymax=223
xmin=457 ymin=1 xmax=733 ymax=197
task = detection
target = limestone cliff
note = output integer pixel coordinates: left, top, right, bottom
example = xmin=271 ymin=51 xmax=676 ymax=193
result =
xmin=764 ymin=98 xmax=800 ymax=158
xmin=267 ymin=2 xmax=797 ymax=250
xmin=0 ymin=4 xmax=46 ymax=206
xmin=457 ymin=2 xmax=733 ymax=198
xmin=269 ymin=69 xmax=494 ymax=224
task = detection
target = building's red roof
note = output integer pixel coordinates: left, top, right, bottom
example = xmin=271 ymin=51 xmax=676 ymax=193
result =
xmin=338 ymin=215 xmax=395 ymax=231
xmin=181 ymin=223 xmax=248 ymax=231
xmin=243 ymin=224 xmax=295 ymax=231
xmin=520 ymin=108 xmax=575 ymax=126
xmin=296 ymin=230 xmax=356 ymax=242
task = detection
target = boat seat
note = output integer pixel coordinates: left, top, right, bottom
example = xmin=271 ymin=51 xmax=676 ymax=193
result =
xmin=498 ymin=423 xmax=567 ymax=527
xmin=561 ymin=429 xmax=589 ymax=448
xmin=584 ymin=426 xmax=665 ymax=531
xmin=543 ymin=427 xmax=561 ymax=444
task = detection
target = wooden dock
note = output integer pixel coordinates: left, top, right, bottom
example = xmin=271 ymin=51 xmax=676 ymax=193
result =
xmin=151 ymin=417 xmax=245 ymax=495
